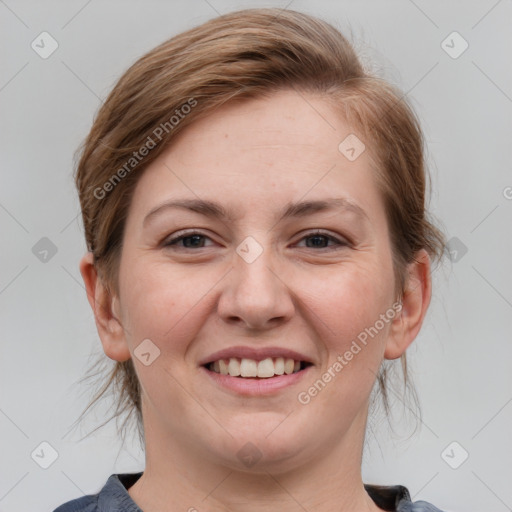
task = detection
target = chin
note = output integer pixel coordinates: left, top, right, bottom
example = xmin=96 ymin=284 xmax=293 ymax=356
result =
xmin=211 ymin=414 xmax=318 ymax=473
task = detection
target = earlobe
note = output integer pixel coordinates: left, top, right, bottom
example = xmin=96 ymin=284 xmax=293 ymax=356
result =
xmin=384 ymin=249 xmax=432 ymax=360
xmin=79 ymin=252 xmax=131 ymax=362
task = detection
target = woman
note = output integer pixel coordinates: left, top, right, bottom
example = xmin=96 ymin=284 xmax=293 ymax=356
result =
xmin=55 ymin=7 xmax=448 ymax=512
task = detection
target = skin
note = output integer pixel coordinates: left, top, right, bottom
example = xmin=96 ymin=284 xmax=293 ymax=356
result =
xmin=80 ymin=88 xmax=431 ymax=512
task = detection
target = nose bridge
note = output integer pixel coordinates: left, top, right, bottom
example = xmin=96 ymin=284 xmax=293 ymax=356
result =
xmin=218 ymin=234 xmax=293 ymax=329
xmin=234 ymin=234 xmax=280 ymax=296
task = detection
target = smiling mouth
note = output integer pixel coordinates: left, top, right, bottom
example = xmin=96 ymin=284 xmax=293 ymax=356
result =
xmin=204 ymin=357 xmax=313 ymax=379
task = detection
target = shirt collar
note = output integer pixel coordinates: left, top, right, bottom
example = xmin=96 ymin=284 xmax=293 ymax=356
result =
xmin=102 ymin=472 xmax=414 ymax=512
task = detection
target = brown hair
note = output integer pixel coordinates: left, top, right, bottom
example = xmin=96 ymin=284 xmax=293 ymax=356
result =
xmin=74 ymin=7 xmax=446 ymax=442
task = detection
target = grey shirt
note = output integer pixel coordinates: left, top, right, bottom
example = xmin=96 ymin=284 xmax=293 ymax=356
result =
xmin=53 ymin=472 xmax=446 ymax=512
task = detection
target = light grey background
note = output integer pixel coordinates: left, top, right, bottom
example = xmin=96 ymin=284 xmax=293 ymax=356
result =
xmin=1 ymin=1 xmax=511 ymax=511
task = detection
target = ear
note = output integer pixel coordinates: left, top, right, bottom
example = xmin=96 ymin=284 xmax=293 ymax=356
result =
xmin=79 ymin=252 xmax=131 ymax=362
xmin=384 ymin=249 xmax=432 ymax=360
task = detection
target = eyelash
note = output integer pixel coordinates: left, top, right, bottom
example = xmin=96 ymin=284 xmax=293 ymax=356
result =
xmin=163 ymin=229 xmax=349 ymax=251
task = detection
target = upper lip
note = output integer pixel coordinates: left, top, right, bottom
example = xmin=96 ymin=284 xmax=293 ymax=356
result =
xmin=199 ymin=346 xmax=314 ymax=366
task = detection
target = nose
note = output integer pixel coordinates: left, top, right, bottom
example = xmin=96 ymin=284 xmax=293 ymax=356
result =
xmin=217 ymin=239 xmax=295 ymax=331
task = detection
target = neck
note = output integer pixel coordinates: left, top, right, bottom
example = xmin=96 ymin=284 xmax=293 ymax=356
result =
xmin=128 ymin=409 xmax=382 ymax=512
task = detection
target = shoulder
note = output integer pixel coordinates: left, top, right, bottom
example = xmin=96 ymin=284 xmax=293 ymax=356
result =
xmin=365 ymin=483 xmax=447 ymax=512
xmin=53 ymin=494 xmax=98 ymax=512
xmin=53 ymin=472 xmax=143 ymax=512
xmin=403 ymin=501 xmax=448 ymax=512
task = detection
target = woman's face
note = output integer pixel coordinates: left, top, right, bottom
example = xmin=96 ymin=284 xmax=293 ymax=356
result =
xmin=111 ymin=89 xmax=407 ymax=470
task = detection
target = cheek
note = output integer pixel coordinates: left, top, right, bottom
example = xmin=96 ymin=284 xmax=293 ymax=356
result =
xmin=118 ymin=261 xmax=218 ymax=414
xmin=297 ymin=269 xmax=393 ymax=420
xmin=118 ymin=259 xmax=220 ymax=354
xmin=306 ymin=261 xmax=393 ymax=353
xmin=290 ymin=264 xmax=395 ymax=447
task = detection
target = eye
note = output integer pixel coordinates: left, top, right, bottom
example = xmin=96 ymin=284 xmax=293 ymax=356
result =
xmin=163 ymin=231 xmax=215 ymax=249
xmin=295 ymin=230 xmax=348 ymax=250
xmin=162 ymin=229 xmax=349 ymax=251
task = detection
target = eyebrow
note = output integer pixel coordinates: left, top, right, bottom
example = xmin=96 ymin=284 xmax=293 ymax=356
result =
xmin=143 ymin=197 xmax=369 ymax=227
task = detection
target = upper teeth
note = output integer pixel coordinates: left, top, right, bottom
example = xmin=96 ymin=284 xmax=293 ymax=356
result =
xmin=210 ymin=357 xmax=301 ymax=378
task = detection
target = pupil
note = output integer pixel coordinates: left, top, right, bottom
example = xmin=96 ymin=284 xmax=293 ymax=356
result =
xmin=307 ymin=235 xmax=327 ymax=248
xmin=184 ymin=235 xmax=203 ymax=248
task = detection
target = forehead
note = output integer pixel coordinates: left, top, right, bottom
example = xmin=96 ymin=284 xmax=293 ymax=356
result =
xmin=169 ymin=89 xmax=355 ymax=166
xmin=128 ymin=89 xmax=384 ymax=223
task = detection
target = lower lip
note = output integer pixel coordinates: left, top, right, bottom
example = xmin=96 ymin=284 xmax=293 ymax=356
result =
xmin=200 ymin=366 xmax=312 ymax=396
